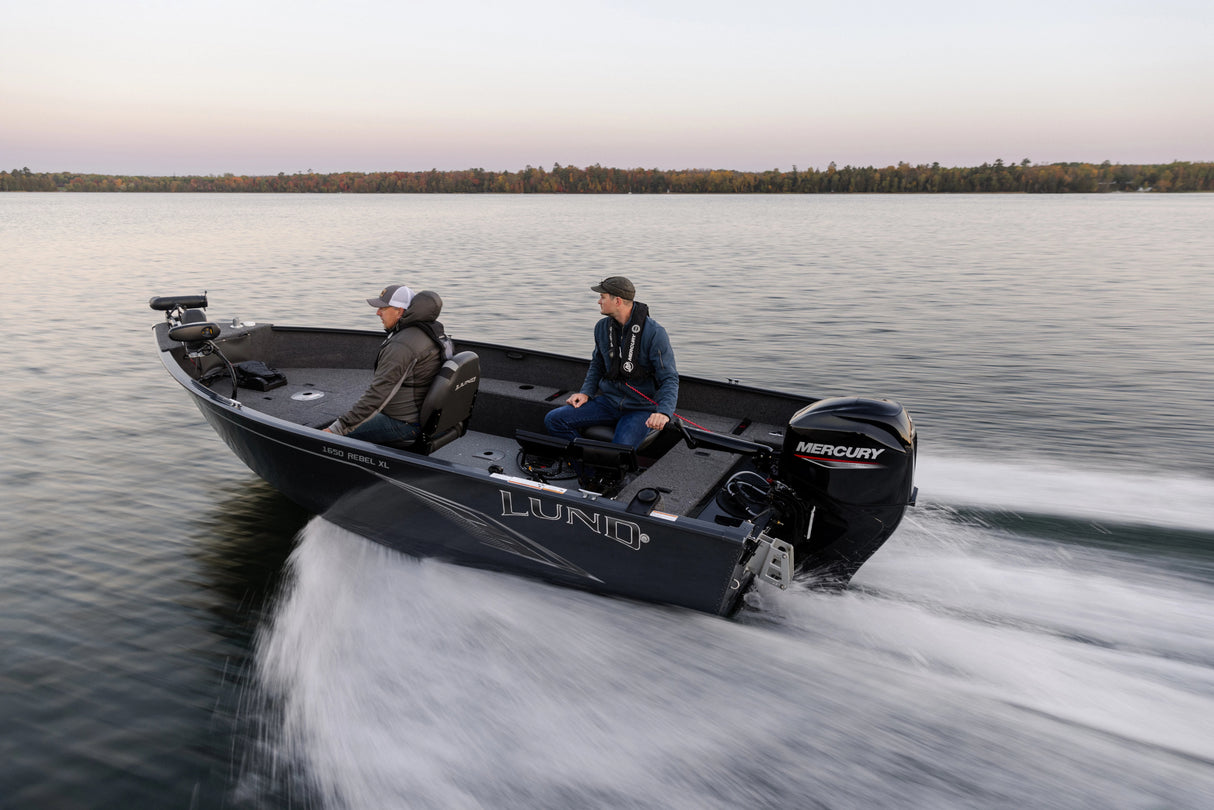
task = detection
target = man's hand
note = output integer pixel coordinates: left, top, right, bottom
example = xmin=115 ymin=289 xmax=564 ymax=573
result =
xmin=567 ymin=393 xmax=589 ymax=408
xmin=646 ymin=412 xmax=670 ymax=430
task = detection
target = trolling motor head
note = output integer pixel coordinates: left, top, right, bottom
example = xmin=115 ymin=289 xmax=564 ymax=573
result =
xmin=775 ymin=397 xmax=917 ymax=584
xmin=167 ymin=321 xmax=220 ymax=343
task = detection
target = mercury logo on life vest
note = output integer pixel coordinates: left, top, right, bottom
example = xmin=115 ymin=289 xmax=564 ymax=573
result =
xmin=795 ymin=441 xmax=887 ymax=468
xmin=499 ymin=490 xmax=650 ymax=550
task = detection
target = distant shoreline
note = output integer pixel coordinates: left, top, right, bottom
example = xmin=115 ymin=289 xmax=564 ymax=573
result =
xmin=3 ymin=161 xmax=1212 ymax=193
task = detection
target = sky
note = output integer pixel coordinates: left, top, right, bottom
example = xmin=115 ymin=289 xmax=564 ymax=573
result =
xmin=2 ymin=0 xmax=1211 ymax=175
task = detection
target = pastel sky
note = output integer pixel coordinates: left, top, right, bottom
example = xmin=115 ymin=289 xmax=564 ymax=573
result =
xmin=3 ymin=0 xmax=1211 ymax=175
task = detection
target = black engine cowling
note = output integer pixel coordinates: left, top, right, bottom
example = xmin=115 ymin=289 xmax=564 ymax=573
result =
xmin=777 ymin=397 xmax=917 ymax=584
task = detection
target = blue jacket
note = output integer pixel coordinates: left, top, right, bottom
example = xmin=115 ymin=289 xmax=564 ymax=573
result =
xmin=580 ymin=313 xmax=679 ymax=415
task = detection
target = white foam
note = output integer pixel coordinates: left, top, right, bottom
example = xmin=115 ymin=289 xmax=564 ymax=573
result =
xmin=916 ymin=453 xmax=1214 ymax=531
xmin=249 ymin=511 xmax=1214 ymax=809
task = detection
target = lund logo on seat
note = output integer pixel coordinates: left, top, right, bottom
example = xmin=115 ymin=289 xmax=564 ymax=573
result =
xmin=499 ymin=490 xmax=649 ymax=550
xmin=454 ymin=376 xmax=477 ymax=391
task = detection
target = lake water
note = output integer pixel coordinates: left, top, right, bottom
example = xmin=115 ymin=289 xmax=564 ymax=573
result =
xmin=2 ymin=192 xmax=1213 ymax=808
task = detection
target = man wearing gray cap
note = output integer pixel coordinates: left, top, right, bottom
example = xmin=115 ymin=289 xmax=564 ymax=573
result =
xmin=323 ymin=284 xmax=452 ymax=447
xmin=544 ymin=276 xmax=679 ymax=448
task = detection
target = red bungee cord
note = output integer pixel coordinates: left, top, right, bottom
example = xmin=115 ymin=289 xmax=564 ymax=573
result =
xmin=626 ymin=383 xmax=709 ymax=431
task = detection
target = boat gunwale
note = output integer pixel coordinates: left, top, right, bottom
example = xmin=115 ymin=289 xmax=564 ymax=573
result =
xmin=264 ymin=323 xmax=820 ymax=411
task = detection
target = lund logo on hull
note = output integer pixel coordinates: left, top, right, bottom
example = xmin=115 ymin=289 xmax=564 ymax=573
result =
xmin=499 ymin=491 xmax=649 ymax=550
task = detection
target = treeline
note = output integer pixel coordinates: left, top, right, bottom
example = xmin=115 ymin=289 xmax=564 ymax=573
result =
xmin=3 ymin=160 xmax=1212 ymax=193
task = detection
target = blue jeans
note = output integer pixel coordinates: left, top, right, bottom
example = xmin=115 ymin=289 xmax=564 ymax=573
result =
xmin=345 ymin=413 xmax=421 ymax=447
xmin=544 ymin=397 xmax=654 ymax=448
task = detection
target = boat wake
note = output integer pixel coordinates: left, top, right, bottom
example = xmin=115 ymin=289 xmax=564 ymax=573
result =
xmin=916 ymin=454 xmax=1214 ymax=532
xmin=242 ymin=456 xmax=1214 ymax=809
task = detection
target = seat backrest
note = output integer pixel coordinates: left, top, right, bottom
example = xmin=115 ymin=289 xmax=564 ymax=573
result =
xmin=416 ymin=351 xmax=480 ymax=453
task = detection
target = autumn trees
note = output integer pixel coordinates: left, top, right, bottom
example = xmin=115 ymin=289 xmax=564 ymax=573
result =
xmin=3 ymin=162 xmax=1212 ymax=193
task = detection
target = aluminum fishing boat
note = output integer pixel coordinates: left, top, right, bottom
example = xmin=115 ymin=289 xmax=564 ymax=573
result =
xmin=151 ymin=293 xmax=918 ymax=616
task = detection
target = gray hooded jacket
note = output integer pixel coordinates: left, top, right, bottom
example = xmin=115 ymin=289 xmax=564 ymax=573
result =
xmin=328 ymin=290 xmax=446 ymax=435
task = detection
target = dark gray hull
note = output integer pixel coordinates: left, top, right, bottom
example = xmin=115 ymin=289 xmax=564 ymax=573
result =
xmin=190 ymin=389 xmax=753 ymax=614
xmin=154 ymin=312 xmax=915 ymax=616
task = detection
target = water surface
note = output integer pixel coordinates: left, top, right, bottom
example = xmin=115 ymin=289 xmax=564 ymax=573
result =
xmin=2 ymin=193 xmax=1212 ymax=808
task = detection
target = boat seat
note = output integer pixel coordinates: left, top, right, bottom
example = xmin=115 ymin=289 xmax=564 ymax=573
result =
xmin=581 ymin=423 xmax=660 ymax=452
xmin=412 ymin=351 xmax=481 ymax=454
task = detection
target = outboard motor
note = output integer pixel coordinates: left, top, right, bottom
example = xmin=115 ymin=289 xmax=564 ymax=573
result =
xmin=777 ymin=397 xmax=917 ymax=584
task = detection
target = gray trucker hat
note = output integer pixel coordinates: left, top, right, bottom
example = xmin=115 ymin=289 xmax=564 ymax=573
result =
xmin=367 ymin=284 xmax=415 ymax=309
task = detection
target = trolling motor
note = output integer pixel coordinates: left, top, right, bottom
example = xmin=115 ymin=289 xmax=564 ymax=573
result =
xmin=150 ymin=293 xmax=239 ymax=399
xmin=701 ymin=397 xmax=917 ymax=585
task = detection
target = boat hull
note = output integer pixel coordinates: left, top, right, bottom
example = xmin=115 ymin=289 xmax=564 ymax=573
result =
xmin=188 ymin=384 xmax=754 ymax=615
